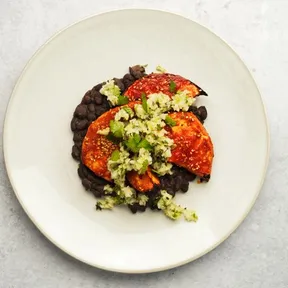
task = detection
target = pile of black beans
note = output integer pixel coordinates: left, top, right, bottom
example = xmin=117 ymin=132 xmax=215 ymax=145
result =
xmin=70 ymin=65 xmax=208 ymax=213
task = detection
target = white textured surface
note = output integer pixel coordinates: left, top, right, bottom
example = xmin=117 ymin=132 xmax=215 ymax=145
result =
xmin=0 ymin=0 xmax=287 ymax=287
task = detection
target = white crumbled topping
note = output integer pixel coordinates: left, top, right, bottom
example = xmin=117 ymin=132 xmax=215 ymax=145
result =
xmin=104 ymin=184 xmax=114 ymax=194
xmin=99 ymin=91 xmax=198 ymax=221
xmin=108 ymin=146 xmax=152 ymax=187
xmin=157 ymin=191 xmax=184 ymax=220
xmin=138 ymin=194 xmax=149 ymax=206
xmin=96 ymin=196 xmax=120 ymax=209
xmin=183 ymin=209 xmax=198 ymax=222
xmin=152 ymin=161 xmax=173 ymax=176
xmin=108 ymin=145 xmax=133 ymax=186
xmin=115 ymin=108 xmax=130 ymax=121
xmin=146 ymin=93 xmax=171 ymax=113
xmin=100 ymin=80 xmax=121 ymax=106
xmin=123 ymin=115 xmax=173 ymax=161
xmin=124 ymin=118 xmax=148 ymax=135
xmin=156 ymin=190 xmax=198 ymax=221
xmin=164 ymin=202 xmax=185 ymax=220
xmin=96 ymin=186 xmax=140 ymax=208
xmin=153 ymin=136 xmax=174 ymax=158
xmin=134 ymin=104 xmax=148 ymax=119
xmin=157 ymin=190 xmax=173 ymax=209
xmin=121 ymin=186 xmax=135 ymax=198
xmin=155 ymin=65 xmax=167 ymax=73
xmin=108 ymin=148 xmax=152 ymax=181
xmin=146 ymin=115 xmax=166 ymax=131
xmin=171 ymin=90 xmax=195 ymax=111
xmin=97 ymin=127 xmax=110 ymax=136
xmin=132 ymin=148 xmax=152 ymax=172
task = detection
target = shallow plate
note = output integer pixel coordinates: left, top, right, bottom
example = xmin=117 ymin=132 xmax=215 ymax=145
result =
xmin=3 ymin=9 xmax=269 ymax=273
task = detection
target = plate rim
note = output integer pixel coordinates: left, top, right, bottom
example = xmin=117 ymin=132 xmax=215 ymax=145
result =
xmin=2 ymin=8 xmax=270 ymax=273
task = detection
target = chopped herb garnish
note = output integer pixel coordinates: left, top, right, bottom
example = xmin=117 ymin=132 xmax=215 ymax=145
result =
xmin=109 ymin=120 xmax=124 ymax=138
xmin=141 ymin=92 xmax=148 ymax=112
xmin=124 ymin=136 xmax=140 ymax=153
xmin=110 ymin=150 xmax=120 ymax=161
xmin=137 ymin=139 xmax=153 ymax=151
xmin=118 ymin=95 xmax=129 ymax=105
xmin=134 ymin=134 xmax=141 ymax=144
xmin=165 ymin=115 xmax=177 ymax=127
xmin=123 ymin=107 xmax=134 ymax=116
xmin=124 ymin=135 xmax=152 ymax=153
xmin=169 ymin=80 xmax=177 ymax=93
xmin=139 ymin=159 xmax=149 ymax=174
xmin=106 ymin=132 xmax=121 ymax=144
xmin=151 ymin=169 xmax=161 ymax=175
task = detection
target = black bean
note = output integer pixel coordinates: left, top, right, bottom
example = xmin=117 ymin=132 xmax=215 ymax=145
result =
xmin=101 ymin=97 xmax=111 ymax=109
xmin=137 ymin=204 xmax=146 ymax=212
xmin=169 ymin=177 xmax=175 ymax=186
xmin=82 ymin=178 xmax=92 ymax=190
xmin=160 ymin=177 xmax=173 ymax=190
xmin=78 ymin=165 xmax=85 ymax=179
xmin=148 ymin=187 xmax=160 ymax=198
xmin=75 ymin=141 xmax=82 ymax=149
xmin=188 ymin=106 xmax=198 ymax=114
xmin=72 ymin=145 xmax=80 ymax=160
xmin=128 ymin=205 xmax=138 ymax=214
xmin=70 ymin=117 xmax=78 ymax=132
xmin=148 ymin=193 xmax=161 ymax=210
xmin=91 ymin=182 xmax=104 ymax=191
xmin=129 ymin=203 xmax=146 ymax=213
xmin=113 ymin=78 xmax=125 ymax=92
xmin=79 ymin=129 xmax=87 ymax=137
xmin=94 ymin=91 xmax=103 ymax=105
xmin=76 ymin=119 xmax=88 ymax=130
xmin=87 ymin=113 xmax=96 ymax=121
xmin=87 ymin=173 xmax=98 ymax=182
xmin=174 ymin=176 xmax=182 ymax=191
xmin=81 ymin=164 xmax=88 ymax=177
xmin=91 ymin=189 xmax=102 ymax=198
xmin=166 ymin=188 xmax=176 ymax=197
xmin=194 ymin=112 xmax=202 ymax=123
xmin=180 ymin=181 xmax=189 ymax=193
xmin=93 ymin=83 xmax=103 ymax=91
xmin=129 ymin=65 xmax=146 ymax=79
xmin=74 ymin=104 xmax=88 ymax=119
xmin=85 ymin=169 xmax=107 ymax=185
xmin=123 ymin=73 xmax=135 ymax=89
xmin=172 ymin=166 xmax=182 ymax=176
xmin=163 ymin=182 xmax=172 ymax=190
xmin=160 ymin=178 xmax=167 ymax=187
xmin=87 ymin=103 xmax=96 ymax=112
xmin=95 ymin=177 xmax=109 ymax=185
xmin=95 ymin=107 xmax=108 ymax=117
xmin=93 ymin=179 xmax=106 ymax=186
xmin=186 ymin=173 xmax=196 ymax=182
xmin=197 ymin=106 xmax=207 ymax=121
xmin=82 ymin=94 xmax=92 ymax=104
xmin=73 ymin=132 xmax=83 ymax=142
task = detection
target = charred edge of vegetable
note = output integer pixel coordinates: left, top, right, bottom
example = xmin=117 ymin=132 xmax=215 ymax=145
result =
xmin=189 ymin=80 xmax=208 ymax=96
xmin=199 ymin=174 xmax=210 ymax=182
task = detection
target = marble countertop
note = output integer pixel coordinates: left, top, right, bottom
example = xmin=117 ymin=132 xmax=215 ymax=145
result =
xmin=0 ymin=0 xmax=287 ymax=287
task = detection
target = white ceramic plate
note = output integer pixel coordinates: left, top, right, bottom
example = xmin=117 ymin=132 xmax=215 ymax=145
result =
xmin=3 ymin=9 xmax=269 ymax=273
